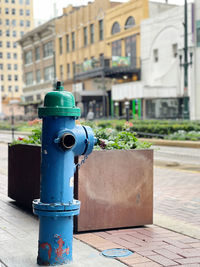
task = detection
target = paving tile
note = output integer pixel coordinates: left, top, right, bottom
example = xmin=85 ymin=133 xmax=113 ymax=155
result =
xmin=178 ymin=248 xmax=200 ymax=257
xmin=127 ymin=262 xmax=163 ymax=267
xmin=174 ymin=257 xmax=200 ymax=265
xmin=153 ymin=248 xmax=183 ymax=260
xmin=148 ymin=255 xmax=179 ymax=266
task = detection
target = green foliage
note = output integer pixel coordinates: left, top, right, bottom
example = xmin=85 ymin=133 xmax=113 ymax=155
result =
xmin=165 ymin=130 xmax=200 ymax=141
xmin=11 ymin=128 xmax=41 ymax=146
xmin=93 ymin=127 xmax=151 ymax=150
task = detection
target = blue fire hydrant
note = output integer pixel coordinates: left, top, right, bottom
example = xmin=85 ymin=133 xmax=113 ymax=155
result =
xmin=33 ymin=81 xmax=96 ymax=265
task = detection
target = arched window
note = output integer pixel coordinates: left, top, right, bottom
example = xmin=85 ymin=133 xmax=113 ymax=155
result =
xmin=111 ymin=22 xmax=120 ymax=35
xmin=125 ymin=16 xmax=135 ymax=29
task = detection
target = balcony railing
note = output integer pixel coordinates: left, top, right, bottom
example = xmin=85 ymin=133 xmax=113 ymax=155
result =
xmin=74 ymin=56 xmax=141 ymax=80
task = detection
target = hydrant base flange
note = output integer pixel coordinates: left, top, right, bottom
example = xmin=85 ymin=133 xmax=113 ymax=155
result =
xmin=33 ymin=199 xmax=80 ymax=212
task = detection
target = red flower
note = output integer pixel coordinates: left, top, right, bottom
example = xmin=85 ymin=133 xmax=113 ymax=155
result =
xmin=18 ymin=137 xmax=24 ymax=141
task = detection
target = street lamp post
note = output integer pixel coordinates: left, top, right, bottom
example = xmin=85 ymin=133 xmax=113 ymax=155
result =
xmin=180 ymin=0 xmax=192 ymax=120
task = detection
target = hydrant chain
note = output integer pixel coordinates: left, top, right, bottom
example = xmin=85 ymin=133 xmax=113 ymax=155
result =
xmin=76 ymin=155 xmax=88 ymax=169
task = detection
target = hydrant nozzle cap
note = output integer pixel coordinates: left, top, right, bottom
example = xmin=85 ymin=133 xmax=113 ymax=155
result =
xmin=38 ymin=81 xmax=81 ymax=118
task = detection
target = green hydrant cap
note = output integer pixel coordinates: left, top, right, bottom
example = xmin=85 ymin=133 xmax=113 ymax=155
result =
xmin=38 ymin=81 xmax=81 ymax=117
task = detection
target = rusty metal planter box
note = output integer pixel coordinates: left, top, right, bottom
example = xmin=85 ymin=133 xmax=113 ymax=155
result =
xmin=74 ymin=149 xmax=153 ymax=232
xmin=8 ymin=145 xmax=153 ymax=231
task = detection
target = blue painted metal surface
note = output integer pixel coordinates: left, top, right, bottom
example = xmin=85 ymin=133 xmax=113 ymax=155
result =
xmin=101 ymin=248 xmax=133 ymax=258
xmin=33 ymin=82 xmax=95 ymax=265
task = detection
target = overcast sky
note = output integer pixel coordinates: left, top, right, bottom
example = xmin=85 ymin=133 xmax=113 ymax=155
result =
xmin=33 ymin=0 xmax=193 ymax=25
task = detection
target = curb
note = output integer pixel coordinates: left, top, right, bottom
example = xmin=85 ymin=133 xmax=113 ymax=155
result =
xmin=140 ymin=138 xmax=200 ymax=148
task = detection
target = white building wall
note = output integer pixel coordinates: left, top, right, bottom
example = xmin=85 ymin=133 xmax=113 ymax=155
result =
xmin=141 ymin=4 xmax=194 ymax=95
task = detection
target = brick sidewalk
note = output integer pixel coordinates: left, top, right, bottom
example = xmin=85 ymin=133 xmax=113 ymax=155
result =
xmin=75 ymin=226 xmax=200 ymax=266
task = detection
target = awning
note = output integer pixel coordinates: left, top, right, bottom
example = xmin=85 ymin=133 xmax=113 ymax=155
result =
xmin=76 ymin=90 xmax=107 ymax=102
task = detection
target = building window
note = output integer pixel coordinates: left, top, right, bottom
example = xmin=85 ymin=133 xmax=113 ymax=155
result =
xmin=60 ymin=65 xmax=63 ymax=80
xmin=13 ymin=42 xmax=17 ymax=48
xmin=14 ymin=64 xmax=18 ymax=70
xmin=0 ymin=30 xmax=2 ymax=36
xmin=19 ymin=0 xmax=23 ymax=4
xmin=6 ymin=30 xmax=10 ymax=36
xmin=25 ymin=50 xmax=32 ymax=64
xmin=6 ymin=41 xmax=10 ymax=48
xmin=13 ymin=30 xmax=16 ymax=37
xmin=20 ymin=20 xmax=24 ymax=26
xmin=67 ymin=63 xmax=70 ymax=79
xmin=66 ymin=34 xmax=69 ymax=52
xmin=20 ymin=9 xmax=23 ymax=15
xmin=0 ymin=41 xmax=2 ymax=47
xmin=5 ymin=8 xmax=9 ymax=14
xmin=7 ymin=52 xmax=11 ymax=59
xmin=111 ymin=22 xmax=120 ymax=35
xmin=26 ymin=0 xmax=30 ymax=4
xmin=8 ymin=86 xmax=12 ymax=92
xmin=1 ymin=85 xmax=4 ymax=92
xmin=172 ymin=43 xmax=178 ymax=58
xmin=7 ymin=64 xmax=11 ymax=70
xmin=14 ymin=75 xmax=18 ymax=81
xmin=35 ymin=47 xmax=40 ymax=60
xmin=99 ymin=20 xmax=104 ymax=41
xmin=0 ymin=52 xmax=2 ymax=58
xmin=112 ymin=40 xmax=121 ymax=56
xmin=37 ymin=94 xmax=41 ymax=100
xmin=0 ymin=64 xmax=3 ymax=70
xmin=12 ymin=19 xmax=16 ymax=26
xmin=13 ymin=53 xmax=17 ymax=59
xmin=26 ymin=20 xmax=30 ymax=27
xmin=43 ymin=41 xmax=53 ymax=58
xmin=15 ymin=85 xmax=19 ymax=92
xmin=73 ymin=61 xmax=76 ymax=75
xmin=20 ymin=31 xmax=24 ymax=37
xmin=36 ymin=69 xmax=41 ymax=83
xmin=125 ymin=34 xmax=136 ymax=66
xmin=90 ymin=24 xmax=94 ymax=44
xmin=25 ymin=72 xmax=33 ymax=85
xmin=153 ymin=49 xmax=158 ymax=62
xmin=0 ymin=75 xmax=4 ymax=81
xmin=26 ymin=9 xmax=30 ymax=16
xmin=6 ymin=19 xmax=9 ymax=25
xmin=196 ymin=21 xmax=200 ymax=47
xmin=5 ymin=0 xmax=9 ymax=3
xmin=8 ymin=75 xmax=12 ymax=81
xmin=72 ymin=32 xmax=75 ymax=51
xmin=0 ymin=19 xmax=2 ymax=25
xmin=59 ymin=37 xmax=62 ymax=54
xmin=12 ymin=0 xmax=15 ymax=3
xmin=83 ymin=27 xmax=88 ymax=47
xmin=44 ymin=66 xmax=54 ymax=81
xmin=125 ymin=16 xmax=135 ymax=29
xmin=12 ymin=8 xmax=15 ymax=15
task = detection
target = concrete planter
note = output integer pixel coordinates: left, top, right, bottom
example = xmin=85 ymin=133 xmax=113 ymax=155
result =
xmin=8 ymin=145 xmax=153 ymax=231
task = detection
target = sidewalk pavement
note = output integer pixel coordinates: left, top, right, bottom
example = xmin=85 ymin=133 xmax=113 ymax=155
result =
xmin=0 ymin=143 xmax=200 ymax=266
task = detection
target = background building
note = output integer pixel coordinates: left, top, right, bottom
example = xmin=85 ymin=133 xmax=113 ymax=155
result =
xmin=18 ymin=19 xmax=55 ymax=117
xmin=55 ymin=0 xmax=149 ymax=118
xmin=0 ymin=0 xmax=34 ymax=116
xmin=112 ymin=2 xmax=195 ymax=119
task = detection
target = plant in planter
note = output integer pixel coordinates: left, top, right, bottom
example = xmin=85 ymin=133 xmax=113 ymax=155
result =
xmin=8 ymin=121 xmax=153 ymax=231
